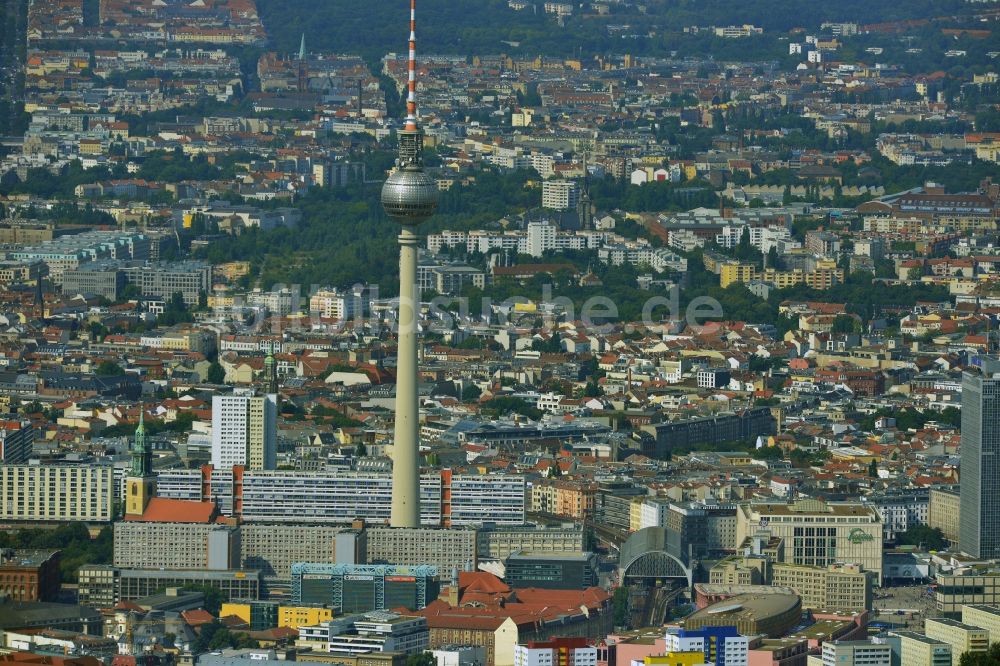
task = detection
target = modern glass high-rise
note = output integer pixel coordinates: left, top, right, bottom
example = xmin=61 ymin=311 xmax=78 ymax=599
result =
xmin=960 ymin=357 xmax=1000 ymax=559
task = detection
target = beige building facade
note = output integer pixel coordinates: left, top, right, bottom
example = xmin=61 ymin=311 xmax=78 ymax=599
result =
xmin=924 ymin=618 xmax=989 ymax=666
xmin=736 ymin=499 xmax=883 ymax=581
xmin=928 ymin=488 xmax=961 ymax=545
xmin=891 ymin=631 xmax=951 ymax=666
xmin=960 ymin=604 xmax=1000 ymax=641
xmin=772 ymin=562 xmax=874 ymax=611
xmin=0 ymin=464 xmax=114 ymax=522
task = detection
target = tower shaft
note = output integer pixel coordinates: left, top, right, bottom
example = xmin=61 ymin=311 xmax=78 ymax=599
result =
xmin=391 ymin=228 xmax=421 ymax=527
xmin=382 ymin=0 xmax=438 ymax=529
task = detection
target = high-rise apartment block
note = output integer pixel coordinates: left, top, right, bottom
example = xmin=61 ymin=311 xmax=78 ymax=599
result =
xmin=477 ymin=525 xmax=585 ymax=560
xmin=960 ymin=358 xmax=1000 ymax=559
xmin=113 ymin=521 xmax=362 ymax=583
xmin=113 ymin=522 xmax=241 ymax=571
xmin=211 ymin=391 xmax=277 ymax=470
xmin=156 ymin=467 xmax=525 ymax=527
xmin=929 ymin=487 xmax=961 ymax=545
xmin=541 ymin=180 xmax=580 ymax=211
xmin=308 ymin=287 xmax=367 ymax=320
xmin=0 ymin=421 xmax=32 ymax=463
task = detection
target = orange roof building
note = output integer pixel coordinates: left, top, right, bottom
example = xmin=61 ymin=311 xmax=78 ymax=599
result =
xmin=124 ymin=498 xmax=218 ymax=523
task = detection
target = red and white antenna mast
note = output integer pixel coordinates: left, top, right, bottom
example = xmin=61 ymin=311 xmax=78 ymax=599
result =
xmin=405 ymin=0 xmax=418 ymax=132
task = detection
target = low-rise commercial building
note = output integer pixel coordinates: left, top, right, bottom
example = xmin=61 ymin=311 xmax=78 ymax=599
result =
xmin=298 ymin=612 xmax=429 ymax=657
xmin=515 ymin=638 xmax=597 ymax=666
xmin=77 ymin=565 xmax=261 ymax=607
xmin=771 ymin=563 xmax=874 ymax=612
xmin=505 ymin=552 xmax=598 ymax=590
xmin=682 ymin=594 xmax=801 ymax=638
xmin=935 ymin=572 xmax=1000 ymax=616
xmin=820 ymin=641 xmax=891 ymax=666
xmin=219 ymin=601 xmax=279 ymax=631
xmin=291 ymin=564 xmax=439 ymax=614
xmin=478 ymin=525 xmax=585 ymax=561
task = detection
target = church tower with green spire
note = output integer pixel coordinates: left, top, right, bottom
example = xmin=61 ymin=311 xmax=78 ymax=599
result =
xmin=125 ymin=409 xmax=156 ymax=517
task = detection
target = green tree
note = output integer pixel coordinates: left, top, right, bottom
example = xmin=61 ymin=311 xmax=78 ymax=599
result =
xmin=355 ymin=441 xmax=367 ymax=457
xmin=831 ymin=314 xmax=858 ymax=334
xmin=959 ymin=642 xmax=1000 ymax=666
xmin=0 ymin=524 xmax=112 ymax=583
xmin=612 ymin=586 xmax=630 ymax=627
xmin=896 ymin=525 xmax=948 ymax=551
xmin=868 ymin=459 xmax=878 ymax=477
xmin=405 ymin=654 xmax=435 ymax=666
xmin=190 ymin=620 xmax=258 ymax=654
xmin=207 ymin=361 xmax=226 ymax=384
xmin=461 ymin=384 xmax=482 ymax=403
xmin=181 ymin=584 xmax=225 ymax=614
xmin=753 ymin=446 xmax=784 ymax=460
xmin=480 ymin=397 xmax=542 ymax=420
xmin=95 ymin=361 xmax=124 ymax=376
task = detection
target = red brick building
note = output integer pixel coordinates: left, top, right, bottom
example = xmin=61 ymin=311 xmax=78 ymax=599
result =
xmin=814 ymin=368 xmax=885 ymax=397
xmin=0 ymin=549 xmax=60 ymax=602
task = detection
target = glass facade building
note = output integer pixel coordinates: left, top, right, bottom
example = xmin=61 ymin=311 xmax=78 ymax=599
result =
xmin=960 ymin=358 xmax=1000 ymax=559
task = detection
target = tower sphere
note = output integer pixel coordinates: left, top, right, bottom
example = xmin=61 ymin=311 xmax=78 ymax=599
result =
xmin=381 ymin=167 xmax=439 ymax=225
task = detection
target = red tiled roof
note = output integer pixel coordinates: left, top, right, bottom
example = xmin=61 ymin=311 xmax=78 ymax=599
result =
xmin=459 ymin=571 xmax=511 ymax=594
xmin=124 ymin=498 xmax=217 ymax=524
xmin=181 ymin=609 xmax=215 ymax=627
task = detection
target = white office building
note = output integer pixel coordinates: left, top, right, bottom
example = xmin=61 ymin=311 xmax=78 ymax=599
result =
xmin=300 ymin=612 xmax=429 ymax=657
xmin=821 ymin=641 xmax=891 ymax=666
xmin=515 ymin=643 xmax=597 ymax=666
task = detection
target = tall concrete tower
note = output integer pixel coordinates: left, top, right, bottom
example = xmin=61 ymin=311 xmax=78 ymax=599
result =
xmin=381 ymin=0 xmax=438 ymax=528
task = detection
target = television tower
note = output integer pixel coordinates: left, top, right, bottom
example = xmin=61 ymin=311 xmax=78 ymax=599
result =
xmin=381 ymin=0 xmax=438 ymax=528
